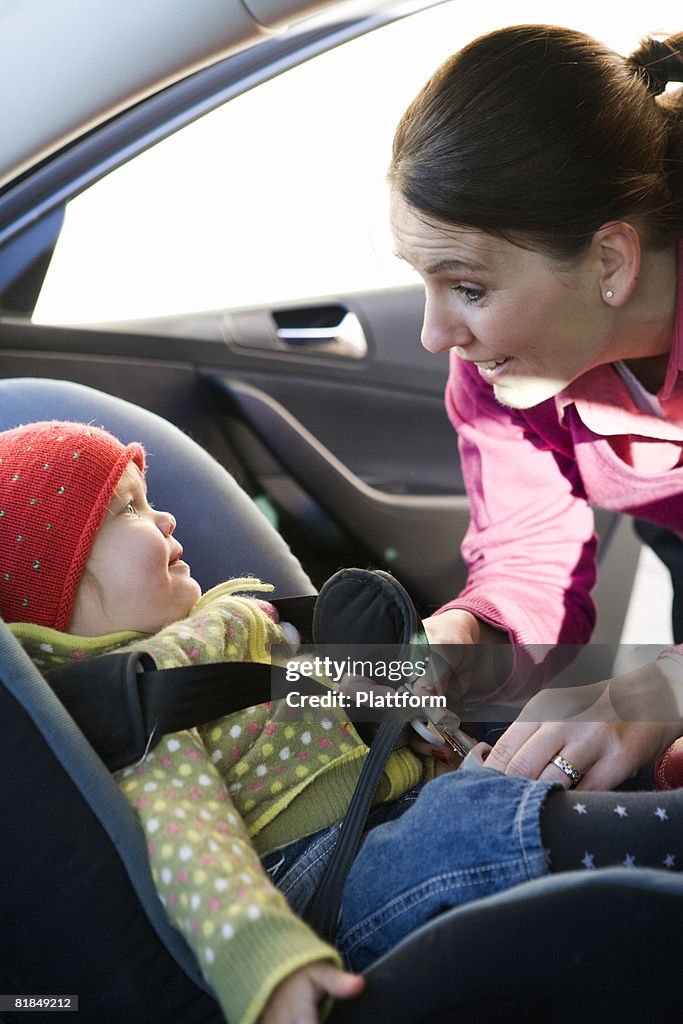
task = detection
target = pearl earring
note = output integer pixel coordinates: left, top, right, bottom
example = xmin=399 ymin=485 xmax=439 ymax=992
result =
xmin=604 ymin=290 xmax=614 ymax=300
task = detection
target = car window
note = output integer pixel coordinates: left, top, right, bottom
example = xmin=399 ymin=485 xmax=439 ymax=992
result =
xmin=33 ymin=0 xmax=682 ymax=327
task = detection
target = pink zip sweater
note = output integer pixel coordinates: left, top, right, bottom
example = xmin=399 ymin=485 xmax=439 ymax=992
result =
xmin=439 ymin=244 xmax=683 ymax=701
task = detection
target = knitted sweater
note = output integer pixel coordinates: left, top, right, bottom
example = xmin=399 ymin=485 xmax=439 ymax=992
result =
xmin=12 ymin=580 xmax=429 ymax=1024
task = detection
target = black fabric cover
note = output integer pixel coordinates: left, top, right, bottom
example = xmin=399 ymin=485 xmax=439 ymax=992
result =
xmin=329 ymin=869 xmax=683 ymax=1023
xmin=313 ymin=567 xmax=419 ymax=649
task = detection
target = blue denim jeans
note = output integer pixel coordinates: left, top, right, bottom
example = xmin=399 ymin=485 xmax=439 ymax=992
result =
xmin=262 ymin=759 xmax=557 ymax=972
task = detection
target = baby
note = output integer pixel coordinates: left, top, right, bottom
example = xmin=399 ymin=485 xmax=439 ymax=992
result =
xmin=0 ymin=420 xmax=422 ymax=1022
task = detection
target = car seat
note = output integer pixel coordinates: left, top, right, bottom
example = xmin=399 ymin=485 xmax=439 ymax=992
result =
xmin=0 ymin=377 xmax=313 ymax=1024
xmin=2 ymin=377 xmax=683 ymax=1024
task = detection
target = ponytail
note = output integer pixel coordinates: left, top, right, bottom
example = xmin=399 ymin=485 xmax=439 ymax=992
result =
xmin=628 ymin=34 xmax=683 ymax=96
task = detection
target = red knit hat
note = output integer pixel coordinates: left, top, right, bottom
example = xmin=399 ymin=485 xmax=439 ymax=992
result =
xmin=0 ymin=421 xmax=145 ymax=630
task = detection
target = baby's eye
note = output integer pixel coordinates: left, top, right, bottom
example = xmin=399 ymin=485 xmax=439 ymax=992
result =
xmin=123 ymin=501 xmax=142 ymax=518
xmin=453 ymin=284 xmax=486 ymax=304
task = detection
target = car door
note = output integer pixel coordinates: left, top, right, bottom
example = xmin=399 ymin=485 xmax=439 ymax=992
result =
xmin=0 ymin=0 xmax=652 ymax=630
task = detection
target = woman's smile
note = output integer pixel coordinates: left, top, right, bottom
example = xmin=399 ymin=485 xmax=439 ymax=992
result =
xmin=469 ymin=355 xmax=511 ymax=380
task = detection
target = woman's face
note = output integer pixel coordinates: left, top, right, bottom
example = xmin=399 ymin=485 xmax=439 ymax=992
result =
xmin=391 ymin=195 xmax=616 ymax=409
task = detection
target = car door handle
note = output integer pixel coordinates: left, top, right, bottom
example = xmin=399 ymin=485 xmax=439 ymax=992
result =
xmin=274 ymin=311 xmax=366 ymax=357
xmin=224 ymin=305 xmax=368 ymax=359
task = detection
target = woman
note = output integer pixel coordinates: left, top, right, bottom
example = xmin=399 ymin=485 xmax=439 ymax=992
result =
xmin=389 ymin=25 xmax=683 ymax=791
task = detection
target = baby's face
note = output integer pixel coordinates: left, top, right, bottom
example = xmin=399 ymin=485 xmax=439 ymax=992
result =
xmin=68 ymin=464 xmax=201 ymax=636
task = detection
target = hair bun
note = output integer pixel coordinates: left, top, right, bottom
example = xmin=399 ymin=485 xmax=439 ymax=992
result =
xmin=628 ymin=36 xmax=683 ymax=96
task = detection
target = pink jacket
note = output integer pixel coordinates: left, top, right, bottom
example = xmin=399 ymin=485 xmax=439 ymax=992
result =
xmin=440 ymin=250 xmax=683 ymax=698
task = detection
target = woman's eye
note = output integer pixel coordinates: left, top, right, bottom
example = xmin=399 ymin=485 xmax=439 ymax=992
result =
xmin=453 ymin=284 xmax=485 ymax=304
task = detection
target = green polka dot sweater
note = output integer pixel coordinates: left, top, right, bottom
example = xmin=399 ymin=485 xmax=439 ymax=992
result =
xmin=11 ymin=579 xmax=430 ymax=1024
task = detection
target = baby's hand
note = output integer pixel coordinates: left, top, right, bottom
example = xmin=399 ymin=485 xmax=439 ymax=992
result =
xmin=259 ymin=961 xmax=364 ymax=1024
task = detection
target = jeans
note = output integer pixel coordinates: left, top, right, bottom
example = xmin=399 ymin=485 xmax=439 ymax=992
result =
xmin=261 ymin=789 xmax=420 ymax=917
xmin=261 ymin=759 xmax=557 ymax=972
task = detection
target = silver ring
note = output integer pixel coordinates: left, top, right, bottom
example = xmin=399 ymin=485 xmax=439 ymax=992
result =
xmin=551 ymin=755 xmax=583 ymax=789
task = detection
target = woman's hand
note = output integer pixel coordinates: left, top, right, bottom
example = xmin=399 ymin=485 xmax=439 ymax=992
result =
xmin=419 ymin=609 xmax=482 ymax=702
xmin=342 ymin=611 xmax=505 ymax=773
xmin=259 ymin=962 xmax=364 ymax=1024
xmin=484 ymin=662 xmax=683 ymax=790
xmin=422 ymin=608 xmax=482 ymax=647
xmin=421 ymin=609 xmax=509 ymax=702
xmin=340 ymin=675 xmax=463 ymax=773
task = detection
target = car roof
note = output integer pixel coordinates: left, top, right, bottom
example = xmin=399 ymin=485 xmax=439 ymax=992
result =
xmin=0 ymin=0 xmax=403 ymax=192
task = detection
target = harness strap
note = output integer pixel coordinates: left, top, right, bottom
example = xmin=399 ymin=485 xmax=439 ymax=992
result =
xmin=45 ymin=655 xmax=332 ymax=772
xmin=305 ymin=705 xmax=411 ymax=942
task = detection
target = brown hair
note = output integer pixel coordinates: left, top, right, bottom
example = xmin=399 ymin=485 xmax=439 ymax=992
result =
xmin=390 ymin=25 xmax=683 ymax=260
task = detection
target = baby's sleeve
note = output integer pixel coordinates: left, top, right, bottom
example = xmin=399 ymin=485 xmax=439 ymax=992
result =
xmin=116 ymin=729 xmax=340 ymax=1024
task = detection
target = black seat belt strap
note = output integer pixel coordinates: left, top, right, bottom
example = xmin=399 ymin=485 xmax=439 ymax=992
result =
xmin=45 ymin=654 xmax=320 ymax=771
xmin=305 ymin=707 xmax=410 ymax=943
